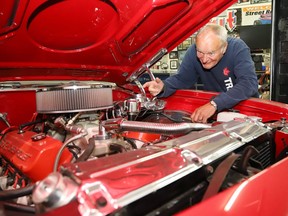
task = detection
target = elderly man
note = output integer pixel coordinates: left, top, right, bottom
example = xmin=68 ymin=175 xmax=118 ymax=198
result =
xmin=143 ymin=24 xmax=259 ymax=123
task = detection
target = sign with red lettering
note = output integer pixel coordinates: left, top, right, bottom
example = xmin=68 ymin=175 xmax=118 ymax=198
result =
xmin=241 ymin=4 xmax=272 ymax=25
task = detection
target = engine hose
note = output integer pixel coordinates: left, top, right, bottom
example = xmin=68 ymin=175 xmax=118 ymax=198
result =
xmin=75 ymin=138 xmax=95 ymax=162
xmin=18 ymin=119 xmax=46 ymax=132
xmin=1 ymin=201 xmax=35 ymax=213
xmin=0 ymin=126 xmax=18 ymax=142
xmin=102 ymin=118 xmax=211 ymax=135
xmin=0 ymin=185 xmax=34 ymax=201
xmin=109 ymin=143 xmax=128 ymax=153
xmin=53 ymin=131 xmax=88 ymax=172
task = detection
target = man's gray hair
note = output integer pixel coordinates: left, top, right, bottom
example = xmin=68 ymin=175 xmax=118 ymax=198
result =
xmin=197 ymin=24 xmax=228 ymax=44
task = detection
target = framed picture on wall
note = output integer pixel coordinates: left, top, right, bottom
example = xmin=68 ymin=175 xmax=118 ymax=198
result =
xmin=177 ymin=43 xmax=184 ymax=51
xmin=161 ymin=62 xmax=168 ymax=69
xmin=170 ymin=60 xmax=178 ymax=69
xmin=169 ymin=51 xmax=178 ymax=59
xmin=182 ymin=37 xmax=192 ymax=50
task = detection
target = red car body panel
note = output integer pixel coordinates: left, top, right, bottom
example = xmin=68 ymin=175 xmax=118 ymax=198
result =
xmin=176 ymin=157 xmax=288 ymax=216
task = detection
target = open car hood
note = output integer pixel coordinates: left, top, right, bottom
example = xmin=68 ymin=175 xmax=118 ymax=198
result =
xmin=0 ymin=0 xmax=235 ymax=84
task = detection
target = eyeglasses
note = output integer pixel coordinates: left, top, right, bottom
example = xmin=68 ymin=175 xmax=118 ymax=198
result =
xmin=196 ymin=46 xmax=222 ymax=58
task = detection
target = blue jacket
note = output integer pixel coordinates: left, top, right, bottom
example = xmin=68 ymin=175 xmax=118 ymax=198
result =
xmin=159 ymin=37 xmax=259 ymax=111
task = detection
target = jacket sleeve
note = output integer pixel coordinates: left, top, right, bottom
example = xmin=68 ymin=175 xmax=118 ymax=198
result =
xmin=213 ymin=39 xmax=259 ymax=111
xmin=158 ymin=45 xmax=198 ymax=98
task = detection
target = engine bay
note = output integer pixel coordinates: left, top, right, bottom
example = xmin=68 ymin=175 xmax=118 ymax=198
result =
xmin=0 ymin=82 xmax=287 ymax=215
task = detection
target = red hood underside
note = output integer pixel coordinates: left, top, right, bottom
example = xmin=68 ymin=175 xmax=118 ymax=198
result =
xmin=0 ymin=0 xmax=235 ymax=84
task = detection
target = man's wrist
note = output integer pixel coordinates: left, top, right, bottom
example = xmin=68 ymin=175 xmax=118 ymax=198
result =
xmin=210 ymin=100 xmax=217 ymax=110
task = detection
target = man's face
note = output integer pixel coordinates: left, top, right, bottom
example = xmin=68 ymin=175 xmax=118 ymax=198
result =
xmin=195 ymin=31 xmax=227 ymax=70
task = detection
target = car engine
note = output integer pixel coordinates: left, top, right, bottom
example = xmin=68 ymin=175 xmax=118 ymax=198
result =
xmin=0 ymin=82 xmax=286 ymax=215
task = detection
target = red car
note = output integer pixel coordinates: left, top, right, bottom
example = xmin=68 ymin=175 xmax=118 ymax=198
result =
xmin=0 ymin=0 xmax=287 ymax=216
xmin=254 ymin=12 xmax=272 ymax=25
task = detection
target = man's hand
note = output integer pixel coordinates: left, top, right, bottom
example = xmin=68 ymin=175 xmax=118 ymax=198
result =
xmin=190 ymin=102 xmax=217 ymax=123
xmin=143 ymin=77 xmax=164 ymax=96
